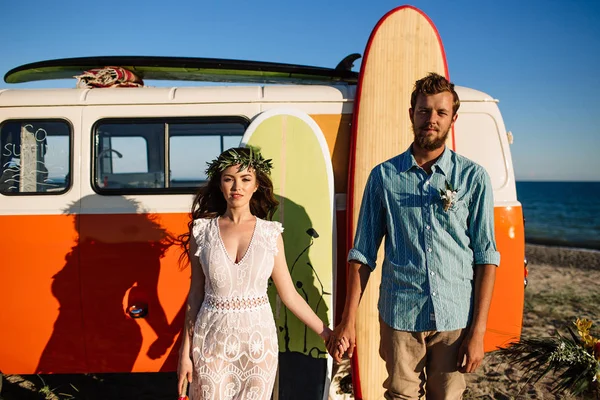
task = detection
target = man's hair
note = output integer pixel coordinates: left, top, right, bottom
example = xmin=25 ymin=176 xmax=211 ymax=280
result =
xmin=410 ymin=72 xmax=460 ymax=115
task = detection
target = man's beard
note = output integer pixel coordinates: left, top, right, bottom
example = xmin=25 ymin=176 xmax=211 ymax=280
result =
xmin=412 ymin=125 xmax=450 ymax=151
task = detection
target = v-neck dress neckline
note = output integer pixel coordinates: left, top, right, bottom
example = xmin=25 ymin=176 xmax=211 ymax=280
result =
xmin=215 ymin=216 xmax=258 ymax=265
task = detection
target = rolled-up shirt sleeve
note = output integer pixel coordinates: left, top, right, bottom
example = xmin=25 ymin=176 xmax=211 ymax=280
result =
xmin=347 ymin=167 xmax=386 ymax=270
xmin=468 ymin=169 xmax=501 ymax=266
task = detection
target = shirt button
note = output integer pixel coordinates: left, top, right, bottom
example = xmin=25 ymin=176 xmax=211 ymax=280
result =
xmin=432 ymin=291 xmax=436 ymax=296
xmin=426 ymin=225 xmax=431 ymax=230
xmin=430 ymin=271 xmax=435 ymax=276
xmin=427 ymin=248 xmax=432 ymax=252
xmin=424 ymin=202 xmax=429 ymax=207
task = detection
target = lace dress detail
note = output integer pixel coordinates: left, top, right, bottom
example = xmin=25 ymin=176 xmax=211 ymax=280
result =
xmin=190 ymin=217 xmax=283 ymax=400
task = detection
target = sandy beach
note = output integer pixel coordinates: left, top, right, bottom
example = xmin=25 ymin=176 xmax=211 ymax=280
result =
xmin=2 ymin=244 xmax=600 ymax=399
xmin=462 ymin=244 xmax=600 ymax=400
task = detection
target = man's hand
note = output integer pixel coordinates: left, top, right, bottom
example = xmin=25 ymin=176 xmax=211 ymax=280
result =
xmin=327 ymin=320 xmax=356 ymax=363
xmin=458 ymin=263 xmax=496 ymax=373
xmin=457 ymin=331 xmax=485 ymax=373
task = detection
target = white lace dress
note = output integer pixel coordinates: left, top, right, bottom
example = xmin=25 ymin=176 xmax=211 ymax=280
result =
xmin=190 ymin=217 xmax=282 ymax=400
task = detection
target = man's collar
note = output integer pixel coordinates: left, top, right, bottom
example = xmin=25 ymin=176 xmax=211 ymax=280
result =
xmin=401 ymin=144 xmax=452 ymax=175
xmin=399 ymin=146 xmax=418 ymax=173
xmin=433 ymin=146 xmax=452 ymax=176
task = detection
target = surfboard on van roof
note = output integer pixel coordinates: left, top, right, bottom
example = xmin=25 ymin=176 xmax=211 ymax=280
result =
xmin=3 ymin=54 xmax=361 ymax=85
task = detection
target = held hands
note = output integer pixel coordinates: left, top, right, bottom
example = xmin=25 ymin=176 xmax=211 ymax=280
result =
xmin=320 ymin=325 xmax=350 ymax=362
xmin=147 ymin=334 xmax=175 ymax=359
xmin=326 ymin=321 xmax=355 ymax=363
xmin=320 ymin=325 xmax=333 ymax=342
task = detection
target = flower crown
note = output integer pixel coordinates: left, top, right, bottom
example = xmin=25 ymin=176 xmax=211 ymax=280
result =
xmin=205 ymin=147 xmax=273 ymax=179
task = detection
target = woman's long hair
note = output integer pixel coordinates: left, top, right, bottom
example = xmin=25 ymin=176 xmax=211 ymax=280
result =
xmin=178 ymin=147 xmax=279 ymax=265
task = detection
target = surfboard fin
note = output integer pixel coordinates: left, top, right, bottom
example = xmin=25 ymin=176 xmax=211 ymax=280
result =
xmin=335 ymin=53 xmax=361 ymax=72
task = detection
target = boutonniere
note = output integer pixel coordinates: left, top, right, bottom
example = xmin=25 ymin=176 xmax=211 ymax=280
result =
xmin=439 ymin=180 xmax=458 ymax=211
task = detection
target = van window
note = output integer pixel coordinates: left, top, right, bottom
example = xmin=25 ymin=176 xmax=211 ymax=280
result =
xmin=111 ymin=136 xmax=149 ymax=174
xmin=94 ymin=118 xmax=246 ymax=193
xmin=0 ymin=120 xmax=71 ymax=195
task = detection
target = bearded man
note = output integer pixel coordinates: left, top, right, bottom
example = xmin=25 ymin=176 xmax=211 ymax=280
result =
xmin=329 ymin=73 xmax=499 ymax=400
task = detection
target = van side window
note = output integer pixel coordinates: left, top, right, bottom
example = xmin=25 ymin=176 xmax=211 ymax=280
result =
xmin=0 ymin=120 xmax=71 ymax=195
xmin=94 ymin=118 xmax=246 ymax=193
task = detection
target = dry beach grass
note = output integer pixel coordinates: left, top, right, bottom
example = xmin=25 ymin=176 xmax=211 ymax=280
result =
xmin=2 ymin=244 xmax=599 ymax=400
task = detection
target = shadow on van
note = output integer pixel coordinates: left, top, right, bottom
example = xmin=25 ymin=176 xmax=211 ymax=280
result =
xmin=272 ymin=195 xmax=331 ymax=400
xmin=34 ymin=193 xmax=331 ymax=399
xmin=36 ymin=195 xmax=176 ymax=373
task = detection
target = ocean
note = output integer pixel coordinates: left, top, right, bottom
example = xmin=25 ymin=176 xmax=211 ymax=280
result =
xmin=516 ymin=181 xmax=600 ymax=250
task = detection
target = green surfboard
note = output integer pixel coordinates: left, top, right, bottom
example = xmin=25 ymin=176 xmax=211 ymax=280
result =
xmin=242 ymin=108 xmax=335 ymax=400
xmin=4 ymin=55 xmax=359 ymax=85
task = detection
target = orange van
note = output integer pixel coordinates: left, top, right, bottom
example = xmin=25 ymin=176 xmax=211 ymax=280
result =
xmin=0 ymin=61 xmax=525 ymax=392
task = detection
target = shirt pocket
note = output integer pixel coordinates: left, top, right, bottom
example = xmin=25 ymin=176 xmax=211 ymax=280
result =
xmin=436 ymin=193 xmax=469 ymax=226
xmin=384 ymin=260 xmax=426 ymax=293
xmin=447 ymin=197 xmax=468 ymax=213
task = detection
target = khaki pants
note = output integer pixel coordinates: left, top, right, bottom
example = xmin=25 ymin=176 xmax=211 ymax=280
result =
xmin=379 ymin=318 xmax=466 ymax=400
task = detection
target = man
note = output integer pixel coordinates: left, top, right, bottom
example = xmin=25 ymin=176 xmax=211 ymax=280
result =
xmin=329 ymin=73 xmax=499 ymax=399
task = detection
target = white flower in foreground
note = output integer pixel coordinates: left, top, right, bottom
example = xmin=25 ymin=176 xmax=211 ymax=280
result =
xmin=439 ymin=181 xmax=458 ymax=212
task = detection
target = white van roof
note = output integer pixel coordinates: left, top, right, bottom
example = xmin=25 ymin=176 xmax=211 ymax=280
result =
xmin=456 ymin=86 xmax=499 ymax=103
xmin=0 ymin=84 xmax=494 ymax=107
xmin=0 ymin=85 xmax=355 ymax=107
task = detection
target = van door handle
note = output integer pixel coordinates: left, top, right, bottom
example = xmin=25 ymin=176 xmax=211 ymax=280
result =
xmin=127 ymin=304 xmax=148 ymax=319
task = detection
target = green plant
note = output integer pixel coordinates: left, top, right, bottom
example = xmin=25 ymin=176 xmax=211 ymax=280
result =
xmin=498 ymin=319 xmax=600 ymax=397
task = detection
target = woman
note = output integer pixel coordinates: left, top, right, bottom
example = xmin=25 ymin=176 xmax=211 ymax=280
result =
xmin=177 ymin=147 xmax=332 ymax=399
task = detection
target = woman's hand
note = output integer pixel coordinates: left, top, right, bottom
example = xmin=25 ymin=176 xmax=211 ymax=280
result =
xmin=320 ymin=326 xmax=333 ymax=342
xmin=177 ymin=354 xmax=193 ymax=397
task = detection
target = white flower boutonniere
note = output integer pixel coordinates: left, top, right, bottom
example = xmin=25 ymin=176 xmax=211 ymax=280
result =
xmin=439 ymin=180 xmax=458 ymax=211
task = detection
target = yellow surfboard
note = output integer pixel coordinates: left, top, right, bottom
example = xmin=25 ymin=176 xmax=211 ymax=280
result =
xmin=347 ymin=6 xmax=449 ymax=399
xmin=242 ymin=108 xmax=335 ymax=400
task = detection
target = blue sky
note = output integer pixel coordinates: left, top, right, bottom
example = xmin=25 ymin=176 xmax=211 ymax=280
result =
xmin=1 ymin=0 xmax=599 ymax=181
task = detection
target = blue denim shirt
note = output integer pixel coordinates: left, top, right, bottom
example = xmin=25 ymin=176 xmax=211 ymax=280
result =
xmin=348 ymin=146 xmax=500 ymax=332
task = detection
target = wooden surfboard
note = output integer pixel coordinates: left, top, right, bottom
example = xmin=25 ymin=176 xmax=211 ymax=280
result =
xmin=241 ymin=109 xmax=335 ymax=400
xmin=347 ymin=6 xmax=449 ymax=399
xmin=4 ymin=55 xmax=359 ymax=85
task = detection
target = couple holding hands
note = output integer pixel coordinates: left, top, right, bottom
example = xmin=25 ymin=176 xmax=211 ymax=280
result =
xmin=178 ymin=73 xmax=498 ymax=400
